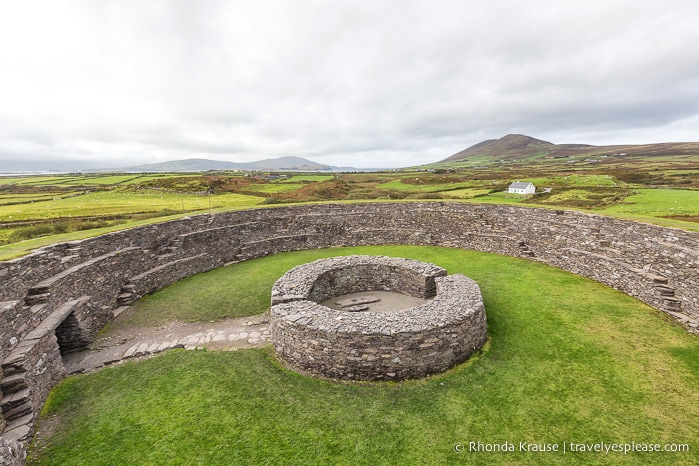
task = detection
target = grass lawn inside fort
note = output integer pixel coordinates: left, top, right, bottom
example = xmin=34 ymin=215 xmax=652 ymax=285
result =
xmin=29 ymin=246 xmax=699 ymax=465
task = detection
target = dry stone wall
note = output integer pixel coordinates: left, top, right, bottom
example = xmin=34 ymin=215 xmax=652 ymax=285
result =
xmin=270 ymin=256 xmax=487 ymax=380
xmin=271 ymin=255 xmax=447 ymax=305
xmin=1 ymin=202 xmax=698 ymax=462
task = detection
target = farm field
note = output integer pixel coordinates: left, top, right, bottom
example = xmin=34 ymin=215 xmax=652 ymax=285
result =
xmin=274 ymin=174 xmax=336 ymax=183
xmin=241 ymin=183 xmax=306 ymax=194
xmin=376 ymin=179 xmax=484 ymax=192
xmin=0 ymin=190 xmax=262 ymax=222
xmin=0 ymin=173 xmax=187 ymax=187
xmin=30 ymin=246 xmax=699 ymax=465
xmin=600 ymin=189 xmax=699 ymax=218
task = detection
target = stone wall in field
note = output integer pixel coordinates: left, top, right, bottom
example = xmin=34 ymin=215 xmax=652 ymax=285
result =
xmin=1 ymin=202 xmax=698 ymax=462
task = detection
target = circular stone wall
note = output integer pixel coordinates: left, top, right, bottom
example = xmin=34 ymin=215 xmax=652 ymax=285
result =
xmin=269 ymin=255 xmax=487 ymax=380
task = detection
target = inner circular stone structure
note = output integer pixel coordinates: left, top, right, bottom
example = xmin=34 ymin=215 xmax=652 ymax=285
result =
xmin=270 ymin=255 xmax=487 ymax=381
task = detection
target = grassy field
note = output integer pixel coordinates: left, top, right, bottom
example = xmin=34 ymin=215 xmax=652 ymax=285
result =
xmin=275 ymin=175 xmax=336 ymax=183
xmin=0 ymin=190 xmax=263 ymax=221
xmin=524 ymin=174 xmax=622 ymax=187
xmin=0 ymin=193 xmax=75 ymax=205
xmin=442 ymin=188 xmax=494 ymax=199
xmin=0 ymin=176 xmax=79 ymax=186
xmin=0 ymin=173 xmax=186 ymax=186
xmin=241 ymin=183 xmax=306 ymax=194
xmin=601 ymin=189 xmax=699 ymax=217
xmin=376 ymin=179 xmax=482 ymax=192
xmin=31 ymin=246 xmax=699 ymax=465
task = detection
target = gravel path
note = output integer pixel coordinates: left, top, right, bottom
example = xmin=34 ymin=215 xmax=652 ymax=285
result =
xmin=62 ymin=313 xmax=271 ymax=374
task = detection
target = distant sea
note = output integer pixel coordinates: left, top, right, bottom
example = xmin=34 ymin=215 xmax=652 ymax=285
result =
xmin=0 ymin=171 xmax=69 ymax=176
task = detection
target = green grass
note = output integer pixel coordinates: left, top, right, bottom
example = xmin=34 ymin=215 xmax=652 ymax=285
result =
xmin=443 ymin=188 xmax=495 ymax=199
xmin=376 ymin=179 xmax=481 ymax=192
xmin=601 ymin=188 xmax=699 ymax=217
xmin=58 ymin=175 xmax=144 ymax=186
xmin=32 ymin=246 xmax=699 ymax=465
xmin=525 ymin=174 xmax=622 ymax=187
xmin=0 ymin=193 xmax=75 ymax=205
xmin=276 ymin=175 xmax=335 ymax=183
xmin=0 ymin=190 xmax=263 ymax=222
xmin=0 ymin=173 xmax=191 ymax=187
xmin=464 ymin=192 xmax=535 ymax=205
xmin=119 ymin=174 xmax=194 ymax=185
xmin=0 ymin=176 xmax=83 ymax=186
xmin=242 ymin=183 xmax=306 ymax=194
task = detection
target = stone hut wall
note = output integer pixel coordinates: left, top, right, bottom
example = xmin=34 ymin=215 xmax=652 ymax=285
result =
xmin=271 ymin=255 xmax=448 ymax=305
xmin=1 ymin=202 xmax=698 ymax=461
xmin=271 ymin=271 xmax=487 ymax=380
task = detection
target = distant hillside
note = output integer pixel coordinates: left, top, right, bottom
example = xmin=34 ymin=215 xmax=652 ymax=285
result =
xmin=445 ymin=134 xmax=555 ymax=161
xmin=125 ymin=156 xmax=339 ymax=172
xmin=243 ymin=156 xmax=334 ymax=171
xmin=442 ymin=134 xmax=699 ymax=163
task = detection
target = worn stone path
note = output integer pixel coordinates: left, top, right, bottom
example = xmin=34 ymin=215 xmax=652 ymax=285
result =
xmin=62 ymin=313 xmax=271 ymax=374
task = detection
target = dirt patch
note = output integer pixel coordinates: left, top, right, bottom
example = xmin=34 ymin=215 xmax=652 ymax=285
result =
xmin=320 ymin=291 xmax=430 ymax=313
xmin=664 ymin=215 xmax=699 ymax=224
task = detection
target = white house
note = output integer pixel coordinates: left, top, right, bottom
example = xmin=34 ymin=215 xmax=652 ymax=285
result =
xmin=507 ymin=181 xmax=536 ymax=195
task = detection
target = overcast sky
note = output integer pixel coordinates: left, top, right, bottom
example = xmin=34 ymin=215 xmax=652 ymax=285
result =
xmin=1 ymin=0 xmax=698 ymax=170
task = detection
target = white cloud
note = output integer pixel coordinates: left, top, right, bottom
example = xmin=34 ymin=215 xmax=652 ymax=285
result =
xmin=1 ymin=0 xmax=698 ymax=169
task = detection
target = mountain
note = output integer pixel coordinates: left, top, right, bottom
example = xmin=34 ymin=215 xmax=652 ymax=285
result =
xmin=125 ymin=156 xmax=339 ymax=172
xmin=445 ymin=134 xmax=555 ymax=161
xmin=247 ymin=156 xmax=334 ymax=171
xmin=442 ymin=134 xmax=699 ymax=163
xmin=126 ymin=159 xmax=241 ymax=172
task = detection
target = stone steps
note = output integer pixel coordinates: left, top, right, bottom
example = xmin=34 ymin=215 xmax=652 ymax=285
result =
xmin=117 ymin=292 xmax=134 ymax=307
xmin=651 ymin=279 xmax=682 ymax=312
xmin=2 ymin=400 xmax=32 ymax=422
xmin=24 ymin=248 xmax=140 ymax=306
xmin=2 ymin=414 xmax=33 ymax=443
xmin=1 ymin=388 xmax=30 ymax=421
xmin=0 ymin=374 xmax=28 ymax=394
xmin=1 ymin=297 xmax=89 ymax=440
xmin=2 ymin=351 xmax=33 ymax=429
xmin=517 ymin=240 xmax=536 ymax=257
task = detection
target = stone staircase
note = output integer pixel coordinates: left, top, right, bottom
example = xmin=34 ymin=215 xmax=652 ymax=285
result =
xmin=117 ymin=284 xmax=137 ymax=307
xmin=1 ymin=298 xmax=89 ymax=443
xmin=0 ymin=362 xmax=34 ymax=443
xmin=518 ymin=240 xmax=535 ymax=257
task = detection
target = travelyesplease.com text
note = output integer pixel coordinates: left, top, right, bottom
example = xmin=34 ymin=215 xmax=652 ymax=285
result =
xmin=454 ymin=440 xmax=690 ymax=455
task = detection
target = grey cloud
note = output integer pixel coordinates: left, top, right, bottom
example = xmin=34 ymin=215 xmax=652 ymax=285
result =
xmin=1 ymin=0 xmax=698 ymax=170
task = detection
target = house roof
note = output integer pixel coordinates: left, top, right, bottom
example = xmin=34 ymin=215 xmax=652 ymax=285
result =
xmin=509 ymin=181 xmax=533 ymax=189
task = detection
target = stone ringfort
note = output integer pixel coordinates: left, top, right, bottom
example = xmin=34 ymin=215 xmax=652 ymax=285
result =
xmin=1 ymin=202 xmax=698 ymax=464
